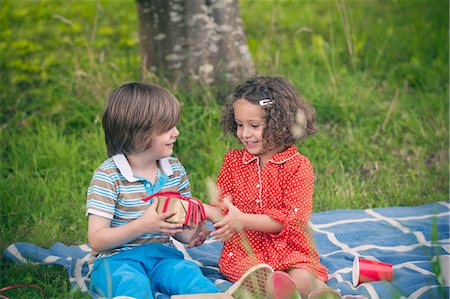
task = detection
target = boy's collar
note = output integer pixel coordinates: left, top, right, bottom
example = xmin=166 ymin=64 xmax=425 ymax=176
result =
xmin=112 ymin=154 xmax=174 ymax=182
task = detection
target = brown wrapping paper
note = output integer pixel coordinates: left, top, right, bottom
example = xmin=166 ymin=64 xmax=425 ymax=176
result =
xmin=155 ymin=196 xmax=202 ymax=228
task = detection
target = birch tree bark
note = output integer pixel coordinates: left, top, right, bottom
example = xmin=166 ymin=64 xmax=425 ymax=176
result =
xmin=136 ymin=0 xmax=254 ymax=93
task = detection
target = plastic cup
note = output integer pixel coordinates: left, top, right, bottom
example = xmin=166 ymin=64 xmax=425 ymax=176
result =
xmin=352 ymin=257 xmax=393 ymax=286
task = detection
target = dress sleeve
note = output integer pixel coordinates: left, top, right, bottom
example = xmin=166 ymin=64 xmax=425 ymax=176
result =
xmin=264 ymin=157 xmax=314 ymax=239
xmin=215 ymin=151 xmax=235 ymax=211
xmin=217 ymin=151 xmax=234 ymax=196
xmin=86 ymin=167 xmax=117 ymax=220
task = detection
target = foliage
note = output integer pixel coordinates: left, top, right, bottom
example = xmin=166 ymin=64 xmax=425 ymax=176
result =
xmin=0 ymin=0 xmax=448 ymax=297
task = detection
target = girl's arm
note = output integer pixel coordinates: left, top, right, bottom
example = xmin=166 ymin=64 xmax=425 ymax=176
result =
xmin=210 ymin=199 xmax=283 ymax=242
xmin=88 ymin=198 xmax=183 ymax=252
xmin=204 ymin=204 xmax=225 ymax=223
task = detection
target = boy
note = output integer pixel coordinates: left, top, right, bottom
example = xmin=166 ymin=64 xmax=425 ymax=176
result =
xmin=86 ymin=82 xmax=220 ymax=299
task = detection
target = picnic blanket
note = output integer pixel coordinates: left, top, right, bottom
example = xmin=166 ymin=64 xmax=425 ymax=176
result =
xmin=4 ymin=201 xmax=449 ymax=299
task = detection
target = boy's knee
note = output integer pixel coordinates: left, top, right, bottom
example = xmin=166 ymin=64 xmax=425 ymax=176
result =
xmin=92 ymin=261 xmax=153 ymax=299
xmin=152 ymin=259 xmax=219 ymax=294
xmin=173 ymin=260 xmax=202 ymax=272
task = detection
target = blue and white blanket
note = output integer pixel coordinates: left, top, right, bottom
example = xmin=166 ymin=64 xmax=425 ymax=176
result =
xmin=4 ymin=201 xmax=449 ymax=299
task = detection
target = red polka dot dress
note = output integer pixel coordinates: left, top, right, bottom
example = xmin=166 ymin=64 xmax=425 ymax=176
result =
xmin=216 ymin=145 xmax=328 ymax=282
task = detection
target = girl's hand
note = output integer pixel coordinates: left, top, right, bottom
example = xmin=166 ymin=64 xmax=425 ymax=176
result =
xmin=186 ymin=221 xmax=211 ymax=248
xmin=139 ymin=197 xmax=184 ymax=236
xmin=211 ymin=198 xmax=245 ymax=242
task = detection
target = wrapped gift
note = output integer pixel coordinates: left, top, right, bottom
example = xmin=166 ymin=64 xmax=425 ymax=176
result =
xmin=142 ymin=191 xmax=206 ymax=228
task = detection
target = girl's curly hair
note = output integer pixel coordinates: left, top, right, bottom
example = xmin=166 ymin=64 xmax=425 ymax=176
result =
xmin=221 ymin=75 xmax=317 ymax=148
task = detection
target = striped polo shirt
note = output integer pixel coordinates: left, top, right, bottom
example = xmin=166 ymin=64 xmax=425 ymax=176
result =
xmin=86 ymin=154 xmax=191 ymax=263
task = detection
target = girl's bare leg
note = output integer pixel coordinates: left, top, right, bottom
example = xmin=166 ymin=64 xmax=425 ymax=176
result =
xmin=287 ymin=268 xmax=328 ymax=298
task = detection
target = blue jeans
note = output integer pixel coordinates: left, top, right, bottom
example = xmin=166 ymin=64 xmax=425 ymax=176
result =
xmin=90 ymin=243 xmax=220 ymax=299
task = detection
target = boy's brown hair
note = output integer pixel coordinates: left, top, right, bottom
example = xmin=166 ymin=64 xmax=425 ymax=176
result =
xmin=102 ymin=82 xmax=180 ymax=156
xmin=221 ymin=75 xmax=317 ymax=148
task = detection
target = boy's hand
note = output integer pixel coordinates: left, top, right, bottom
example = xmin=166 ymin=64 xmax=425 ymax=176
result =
xmin=211 ymin=198 xmax=244 ymax=242
xmin=139 ymin=197 xmax=184 ymax=236
xmin=186 ymin=221 xmax=211 ymax=248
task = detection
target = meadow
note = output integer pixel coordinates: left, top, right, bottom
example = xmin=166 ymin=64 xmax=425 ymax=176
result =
xmin=0 ymin=0 xmax=448 ymax=297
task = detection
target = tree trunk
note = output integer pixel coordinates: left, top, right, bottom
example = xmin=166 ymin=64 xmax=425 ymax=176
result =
xmin=136 ymin=0 xmax=254 ymax=93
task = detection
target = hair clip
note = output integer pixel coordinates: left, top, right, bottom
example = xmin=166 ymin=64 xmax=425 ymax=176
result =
xmin=259 ymin=99 xmax=273 ymax=106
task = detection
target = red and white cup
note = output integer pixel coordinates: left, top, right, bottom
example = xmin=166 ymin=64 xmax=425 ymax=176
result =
xmin=352 ymin=257 xmax=393 ymax=286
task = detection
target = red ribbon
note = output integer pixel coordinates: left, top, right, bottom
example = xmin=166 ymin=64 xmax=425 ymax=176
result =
xmin=0 ymin=284 xmax=46 ymax=299
xmin=142 ymin=191 xmax=206 ymax=226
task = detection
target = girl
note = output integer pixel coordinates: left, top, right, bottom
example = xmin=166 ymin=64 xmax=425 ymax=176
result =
xmin=205 ymin=76 xmax=341 ymax=299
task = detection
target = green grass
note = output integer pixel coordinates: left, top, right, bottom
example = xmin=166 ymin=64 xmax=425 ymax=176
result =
xmin=0 ymin=0 xmax=448 ymax=297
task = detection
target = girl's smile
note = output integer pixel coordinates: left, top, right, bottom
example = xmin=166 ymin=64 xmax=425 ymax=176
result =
xmin=243 ymin=140 xmax=260 ymax=149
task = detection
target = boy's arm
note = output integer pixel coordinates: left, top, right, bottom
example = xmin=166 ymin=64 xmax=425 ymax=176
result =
xmin=88 ymin=214 xmax=144 ymax=251
xmin=88 ymin=198 xmax=184 ymax=252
